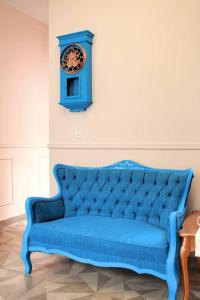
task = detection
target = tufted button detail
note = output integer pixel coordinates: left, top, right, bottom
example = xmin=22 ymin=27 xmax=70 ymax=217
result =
xmin=82 ymin=197 xmax=85 ymax=202
xmin=88 ymin=208 xmax=90 ymax=213
xmin=110 ymin=188 xmax=113 ymax=192
xmin=162 ymin=204 xmax=165 ymax=209
xmin=93 ymin=198 xmax=96 ymax=202
xmin=122 ymin=189 xmax=125 ymax=193
xmin=165 ymin=181 xmax=168 ymax=185
xmin=77 ymin=187 xmax=80 ymax=191
xmin=168 ymin=193 xmax=172 ymax=197
xmin=63 ymin=176 xmax=66 ymax=180
xmin=145 ymin=192 xmax=148 ymax=196
xmin=98 ymin=209 xmax=101 ymax=213
xmin=137 ymin=202 xmax=141 ymax=207
xmin=154 ymin=181 xmax=156 ymax=185
xmin=100 ymin=188 xmax=102 ymax=192
xmin=73 ymin=175 xmax=76 ymax=180
xmin=116 ymin=200 xmax=119 ymax=204
xmin=157 ymin=192 xmax=160 ymax=196
xmin=150 ymin=203 xmax=154 ymax=208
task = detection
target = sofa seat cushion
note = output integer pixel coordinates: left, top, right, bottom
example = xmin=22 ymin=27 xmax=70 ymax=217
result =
xmin=29 ymin=216 xmax=168 ymax=264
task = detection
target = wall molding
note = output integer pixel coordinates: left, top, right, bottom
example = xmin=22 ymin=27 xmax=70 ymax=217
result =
xmin=48 ymin=143 xmax=200 ymax=150
xmin=2 ymin=143 xmax=200 ymax=150
xmin=0 ymin=144 xmax=48 ymax=149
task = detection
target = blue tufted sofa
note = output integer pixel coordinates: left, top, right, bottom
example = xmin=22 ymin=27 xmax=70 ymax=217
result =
xmin=21 ymin=160 xmax=193 ymax=300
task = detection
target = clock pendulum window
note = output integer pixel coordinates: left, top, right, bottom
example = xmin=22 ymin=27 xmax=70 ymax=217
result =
xmin=57 ymin=30 xmax=94 ymax=112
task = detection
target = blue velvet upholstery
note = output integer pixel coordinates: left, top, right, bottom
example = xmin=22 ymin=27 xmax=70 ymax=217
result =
xmin=33 ymin=198 xmax=64 ymax=223
xmin=21 ymin=160 xmax=193 ymax=300
xmin=56 ymin=167 xmax=189 ymax=231
xmin=29 ymin=216 xmax=168 ymax=267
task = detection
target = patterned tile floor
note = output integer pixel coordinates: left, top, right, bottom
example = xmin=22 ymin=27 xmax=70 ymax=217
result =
xmin=0 ymin=218 xmax=200 ymax=300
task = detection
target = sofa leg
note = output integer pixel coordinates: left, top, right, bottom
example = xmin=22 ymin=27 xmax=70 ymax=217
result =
xmin=21 ymin=251 xmax=32 ymax=275
xmin=167 ymin=278 xmax=178 ymax=300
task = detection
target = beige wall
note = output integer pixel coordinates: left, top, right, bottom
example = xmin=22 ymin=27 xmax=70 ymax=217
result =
xmin=49 ymin=0 xmax=200 ymax=211
xmin=0 ymin=1 xmax=49 ymax=220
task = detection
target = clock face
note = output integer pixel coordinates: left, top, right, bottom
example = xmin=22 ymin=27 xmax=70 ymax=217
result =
xmin=60 ymin=44 xmax=86 ymax=74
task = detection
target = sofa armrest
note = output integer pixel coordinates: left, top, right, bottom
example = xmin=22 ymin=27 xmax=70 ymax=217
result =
xmin=167 ymin=208 xmax=186 ymax=245
xmin=25 ymin=194 xmax=64 ymax=224
xmin=169 ymin=209 xmax=186 ymax=236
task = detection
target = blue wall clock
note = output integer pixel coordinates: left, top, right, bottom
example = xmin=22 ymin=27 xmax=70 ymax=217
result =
xmin=57 ymin=30 xmax=94 ymax=112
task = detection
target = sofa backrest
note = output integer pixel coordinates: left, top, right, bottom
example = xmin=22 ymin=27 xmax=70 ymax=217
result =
xmin=54 ymin=160 xmax=193 ymax=230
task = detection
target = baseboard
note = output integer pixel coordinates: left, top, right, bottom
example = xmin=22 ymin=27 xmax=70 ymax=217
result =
xmin=0 ymin=213 xmax=26 ymax=225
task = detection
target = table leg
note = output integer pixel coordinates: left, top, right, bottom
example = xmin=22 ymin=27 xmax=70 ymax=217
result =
xmin=180 ymin=237 xmax=191 ymax=300
xmin=197 ymin=257 xmax=200 ymax=271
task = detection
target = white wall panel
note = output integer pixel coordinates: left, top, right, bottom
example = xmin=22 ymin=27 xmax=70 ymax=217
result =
xmin=0 ymin=159 xmax=13 ymax=207
xmin=0 ymin=147 xmax=49 ymax=221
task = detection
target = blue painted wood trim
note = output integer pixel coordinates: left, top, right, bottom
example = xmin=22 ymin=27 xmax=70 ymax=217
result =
xmin=166 ymin=210 xmax=185 ymax=299
xmin=54 ymin=159 xmax=193 ymax=174
xmin=164 ymin=169 xmax=193 ymax=299
xmin=178 ymin=168 xmax=193 ymax=211
xmin=29 ymin=245 xmax=167 ymax=281
xmin=57 ymin=30 xmax=94 ymax=46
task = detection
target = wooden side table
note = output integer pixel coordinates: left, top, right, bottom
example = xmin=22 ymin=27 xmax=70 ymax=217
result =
xmin=179 ymin=210 xmax=200 ymax=300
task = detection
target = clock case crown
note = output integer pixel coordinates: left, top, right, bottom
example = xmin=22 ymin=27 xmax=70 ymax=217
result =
xmin=57 ymin=30 xmax=94 ymax=112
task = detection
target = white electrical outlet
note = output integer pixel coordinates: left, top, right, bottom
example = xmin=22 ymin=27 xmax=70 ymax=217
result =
xmin=75 ymin=127 xmax=83 ymax=139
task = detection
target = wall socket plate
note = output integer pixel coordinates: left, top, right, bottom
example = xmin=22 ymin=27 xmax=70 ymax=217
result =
xmin=75 ymin=127 xmax=83 ymax=139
